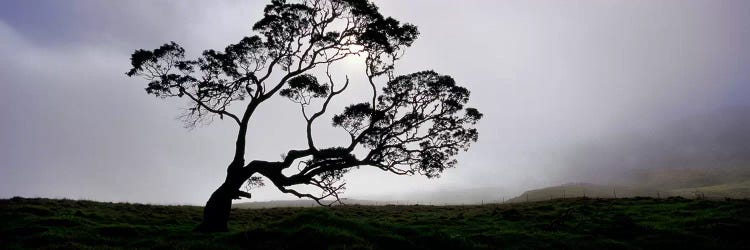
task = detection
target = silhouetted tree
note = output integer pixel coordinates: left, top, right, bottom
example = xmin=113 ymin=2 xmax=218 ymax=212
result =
xmin=126 ymin=0 xmax=482 ymax=232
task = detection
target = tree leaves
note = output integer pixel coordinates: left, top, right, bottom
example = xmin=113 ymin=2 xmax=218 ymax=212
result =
xmin=280 ymin=74 xmax=329 ymax=104
xmin=353 ymin=70 xmax=482 ymax=178
xmin=332 ymin=102 xmax=373 ymax=135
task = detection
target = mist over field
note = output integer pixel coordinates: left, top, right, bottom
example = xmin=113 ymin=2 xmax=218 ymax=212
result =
xmin=2 ymin=0 xmax=750 ymax=205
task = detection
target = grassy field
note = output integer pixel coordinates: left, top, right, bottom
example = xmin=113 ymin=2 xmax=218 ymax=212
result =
xmin=1 ymin=197 xmax=749 ymax=249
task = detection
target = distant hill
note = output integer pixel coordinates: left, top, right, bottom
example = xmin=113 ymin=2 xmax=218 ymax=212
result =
xmin=508 ymin=166 xmax=750 ymax=203
xmin=668 ymin=180 xmax=750 ymax=199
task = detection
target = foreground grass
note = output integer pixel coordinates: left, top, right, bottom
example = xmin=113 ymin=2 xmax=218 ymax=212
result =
xmin=1 ymin=197 xmax=749 ymax=249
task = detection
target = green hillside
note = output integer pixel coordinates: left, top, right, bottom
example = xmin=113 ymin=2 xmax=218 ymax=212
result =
xmin=507 ymin=181 xmax=750 ymax=203
xmin=2 ymin=197 xmax=749 ymax=249
xmin=508 ymin=166 xmax=750 ymax=203
xmin=668 ymin=181 xmax=750 ymax=199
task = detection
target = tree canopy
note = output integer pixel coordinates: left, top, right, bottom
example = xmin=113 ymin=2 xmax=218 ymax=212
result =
xmin=126 ymin=0 xmax=481 ymax=208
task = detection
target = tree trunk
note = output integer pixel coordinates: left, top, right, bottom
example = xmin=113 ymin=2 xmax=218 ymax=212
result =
xmin=195 ymin=93 xmax=257 ymax=233
xmin=194 ymin=184 xmax=234 ymax=232
xmin=195 ymin=167 xmax=249 ymax=232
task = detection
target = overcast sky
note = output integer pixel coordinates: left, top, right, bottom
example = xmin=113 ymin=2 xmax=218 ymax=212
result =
xmin=2 ymin=0 xmax=749 ymax=205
